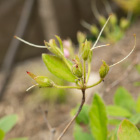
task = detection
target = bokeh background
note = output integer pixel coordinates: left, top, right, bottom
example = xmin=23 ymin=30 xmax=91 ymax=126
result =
xmin=0 ymin=0 xmax=140 ymax=140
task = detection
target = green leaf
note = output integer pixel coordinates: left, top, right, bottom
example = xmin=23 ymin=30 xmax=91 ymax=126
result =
xmin=117 ymin=119 xmax=140 ymax=140
xmin=71 ymin=104 xmax=90 ymax=125
xmin=114 ymin=87 xmax=136 ymax=112
xmin=129 ymin=113 xmax=140 ymax=125
xmin=89 ymin=94 xmax=108 ymax=140
xmin=0 ymin=114 xmax=18 ymax=133
xmin=55 ymin=35 xmax=63 ymax=52
xmin=42 ymin=54 xmax=76 ymax=82
xmin=0 ymin=129 xmax=5 ymax=140
xmin=136 ymin=95 xmax=140 ymax=113
xmin=107 ymin=105 xmax=132 ymax=118
xmin=74 ymin=124 xmax=94 ymax=140
xmin=10 ymin=138 xmax=28 ymax=140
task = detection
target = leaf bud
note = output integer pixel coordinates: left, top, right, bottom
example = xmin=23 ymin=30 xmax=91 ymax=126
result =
xmin=99 ymin=16 xmax=106 ymax=26
xmin=72 ymin=66 xmax=82 ymax=78
xmin=120 ymin=18 xmax=130 ymax=30
xmin=77 ymin=31 xmax=86 ymax=44
xmin=27 ymin=71 xmax=54 ymax=87
xmin=81 ymin=40 xmax=91 ymax=61
xmin=110 ymin=14 xmax=117 ymax=25
xmin=90 ymin=25 xmax=99 ymax=37
xmin=44 ymin=39 xmax=63 ymax=57
xmin=99 ymin=60 xmax=109 ymax=79
xmin=71 ymin=56 xmax=82 ymax=78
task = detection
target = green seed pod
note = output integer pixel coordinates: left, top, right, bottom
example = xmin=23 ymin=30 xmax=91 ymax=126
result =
xmin=27 ymin=71 xmax=54 ymax=87
xmin=71 ymin=56 xmax=82 ymax=78
xmin=99 ymin=60 xmax=109 ymax=79
xmin=72 ymin=66 xmax=82 ymax=78
xmin=44 ymin=39 xmax=63 ymax=57
xmin=99 ymin=16 xmax=106 ymax=26
xmin=82 ymin=40 xmax=91 ymax=61
xmin=110 ymin=14 xmax=118 ymax=25
xmin=120 ymin=18 xmax=130 ymax=30
xmin=90 ymin=25 xmax=99 ymax=37
xmin=77 ymin=31 xmax=86 ymax=44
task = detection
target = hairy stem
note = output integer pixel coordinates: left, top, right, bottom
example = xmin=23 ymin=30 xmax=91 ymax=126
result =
xmin=86 ymin=61 xmax=91 ymax=83
xmin=83 ymin=60 xmax=86 ymax=84
xmin=54 ymin=85 xmax=81 ymax=89
xmin=57 ymin=89 xmax=85 ymax=140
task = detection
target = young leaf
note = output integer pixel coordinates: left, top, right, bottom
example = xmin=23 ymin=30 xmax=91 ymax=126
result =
xmin=0 ymin=114 xmax=18 ymax=133
xmin=89 ymin=94 xmax=108 ymax=140
xmin=42 ymin=54 xmax=76 ymax=82
xmin=71 ymin=104 xmax=90 ymax=125
xmin=129 ymin=113 xmax=140 ymax=125
xmin=114 ymin=87 xmax=136 ymax=112
xmin=117 ymin=119 xmax=140 ymax=140
xmin=107 ymin=105 xmax=132 ymax=118
xmin=0 ymin=129 xmax=5 ymax=140
xmin=74 ymin=124 xmax=94 ymax=140
xmin=55 ymin=35 xmax=63 ymax=52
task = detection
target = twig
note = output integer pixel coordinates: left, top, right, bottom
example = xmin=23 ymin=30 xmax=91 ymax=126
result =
xmin=57 ymin=89 xmax=85 ymax=140
xmin=40 ymin=107 xmax=56 ymax=140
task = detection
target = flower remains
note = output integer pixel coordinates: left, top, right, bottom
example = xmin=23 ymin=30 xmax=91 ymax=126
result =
xmin=15 ymin=15 xmax=136 ymax=140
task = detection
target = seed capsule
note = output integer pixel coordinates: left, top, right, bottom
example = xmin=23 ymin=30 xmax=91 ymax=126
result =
xmin=99 ymin=60 xmax=109 ymax=79
xmin=120 ymin=18 xmax=130 ymax=30
xmin=44 ymin=39 xmax=63 ymax=57
xmin=27 ymin=71 xmax=54 ymax=87
xmin=81 ymin=40 xmax=91 ymax=61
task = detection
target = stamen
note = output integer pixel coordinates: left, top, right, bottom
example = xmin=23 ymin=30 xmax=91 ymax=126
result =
xmin=14 ymin=36 xmax=46 ymax=48
xmin=91 ymin=15 xmax=112 ymax=50
xmin=94 ymin=44 xmax=110 ymax=49
xmin=109 ymin=34 xmax=136 ymax=67
xmin=26 ymin=84 xmax=39 ymax=92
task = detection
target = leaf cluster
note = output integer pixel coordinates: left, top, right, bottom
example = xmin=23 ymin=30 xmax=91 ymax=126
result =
xmin=73 ymin=87 xmax=140 ymax=140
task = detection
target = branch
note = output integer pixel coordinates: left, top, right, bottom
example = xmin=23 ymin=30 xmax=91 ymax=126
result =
xmin=40 ymin=107 xmax=56 ymax=140
xmin=57 ymin=89 xmax=86 ymax=140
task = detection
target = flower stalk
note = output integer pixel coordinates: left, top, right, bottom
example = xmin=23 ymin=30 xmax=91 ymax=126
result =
xmin=14 ymin=15 xmax=136 ymax=140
